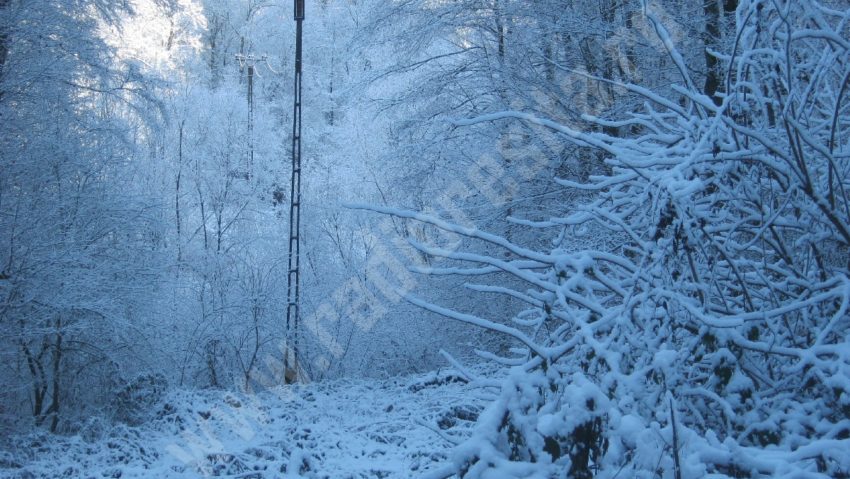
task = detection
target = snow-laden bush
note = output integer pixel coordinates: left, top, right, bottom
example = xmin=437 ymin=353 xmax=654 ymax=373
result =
xmin=360 ymin=1 xmax=850 ymax=477
xmin=111 ymin=373 xmax=168 ymax=426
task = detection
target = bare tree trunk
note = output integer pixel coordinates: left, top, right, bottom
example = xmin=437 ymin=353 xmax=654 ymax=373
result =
xmin=493 ymin=0 xmax=505 ymax=59
xmin=244 ymin=303 xmax=261 ymax=390
xmin=0 ymin=0 xmax=10 ymax=100
xmin=704 ymin=0 xmax=737 ymax=105
xmin=47 ymin=317 xmax=62 ymax=432
xmin=176 ymin=121 xmax=184 ymax=263
xmin=21 ymin=341 xmax=48 ymax=424
xmin=196 ymin=169 xmax=208 ymax=252
xmin=703 ymin=0 xmax=722 ymax=105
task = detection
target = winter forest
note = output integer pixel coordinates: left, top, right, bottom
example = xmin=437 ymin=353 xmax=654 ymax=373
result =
xmin=1 ymin=0 xmax=850 ymax=477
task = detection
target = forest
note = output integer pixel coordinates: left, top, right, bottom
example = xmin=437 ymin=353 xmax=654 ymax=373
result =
xmin=1 ymin=0 xmax=849 ymax=477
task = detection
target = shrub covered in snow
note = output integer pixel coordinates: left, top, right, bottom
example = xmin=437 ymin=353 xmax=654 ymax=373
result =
xmin=112 ymin=373 xmax=169 ymax=426
xmin=365 ymin=1 xmax=850 ymax=477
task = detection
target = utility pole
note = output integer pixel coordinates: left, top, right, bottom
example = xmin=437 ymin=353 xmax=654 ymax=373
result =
xmin=284 ymin=0 xmax=305 ymax=384
xmin=235 ymin=53 xmax=266 ymax=180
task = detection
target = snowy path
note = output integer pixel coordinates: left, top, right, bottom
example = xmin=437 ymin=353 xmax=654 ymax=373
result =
xmin=1 ymin=371 xmax=483 ymax=478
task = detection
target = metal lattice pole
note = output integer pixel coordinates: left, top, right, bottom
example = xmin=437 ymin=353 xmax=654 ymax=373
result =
xmin=235 ymin=53 xmax=266 ymax=179
xmin=284 ymin=0 xmax=305 ymax=384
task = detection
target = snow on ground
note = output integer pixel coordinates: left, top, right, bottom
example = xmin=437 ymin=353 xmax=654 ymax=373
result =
xmin=0 ymin=370 xmax=485 ymax=478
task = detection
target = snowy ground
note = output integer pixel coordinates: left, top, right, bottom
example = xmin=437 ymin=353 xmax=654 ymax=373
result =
xmin=0 ymin=370 xmax=485 ymax=478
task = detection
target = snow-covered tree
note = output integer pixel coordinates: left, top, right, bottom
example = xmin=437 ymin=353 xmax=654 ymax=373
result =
xmin=0 ymin=0 xmax=168 ymax=431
